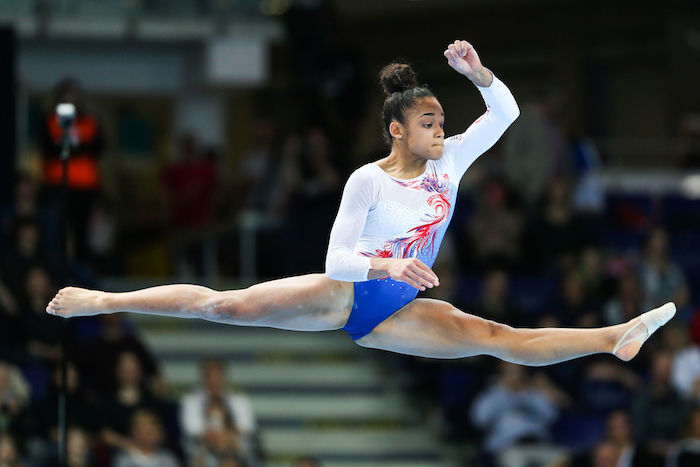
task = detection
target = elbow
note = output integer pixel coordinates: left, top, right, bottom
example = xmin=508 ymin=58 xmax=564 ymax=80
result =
xmin=508 ymin=103 xmax=520 ymax=124
xmin=324 ymin=255 xmax=345 ymax=282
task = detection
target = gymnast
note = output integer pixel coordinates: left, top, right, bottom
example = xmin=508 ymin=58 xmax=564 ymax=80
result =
xmin=46 ymin=40 xmax=675 ymax=366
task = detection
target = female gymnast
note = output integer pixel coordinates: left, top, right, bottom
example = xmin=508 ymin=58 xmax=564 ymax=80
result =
xmin=46 ymin=40 xmax=675 ymax=366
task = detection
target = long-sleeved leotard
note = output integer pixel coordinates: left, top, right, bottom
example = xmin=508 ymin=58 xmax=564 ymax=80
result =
xmin=325 ymin=74 xmax=519 ymax=340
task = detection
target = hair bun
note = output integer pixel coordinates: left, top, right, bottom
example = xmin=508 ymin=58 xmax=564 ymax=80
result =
xmin=379 ymin=63 xmax=418 ymax=98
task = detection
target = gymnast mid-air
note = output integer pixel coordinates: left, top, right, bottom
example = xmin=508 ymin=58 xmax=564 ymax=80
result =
xmin=46 ymin=40 xmax=675 ymax=366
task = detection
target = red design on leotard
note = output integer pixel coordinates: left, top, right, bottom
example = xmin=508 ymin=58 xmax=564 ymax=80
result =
xmin=360 ymin=171 xmax=452 ymax=262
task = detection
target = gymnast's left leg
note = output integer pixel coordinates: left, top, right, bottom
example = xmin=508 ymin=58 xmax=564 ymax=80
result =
xmin=355 ymin=298 xmax=676 ymax=364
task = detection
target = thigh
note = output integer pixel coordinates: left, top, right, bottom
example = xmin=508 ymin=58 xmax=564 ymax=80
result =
xmin=355 ymin=297 xmax=500 ymax=358
xmin=216 ymin=273 xmax=354 ymax=331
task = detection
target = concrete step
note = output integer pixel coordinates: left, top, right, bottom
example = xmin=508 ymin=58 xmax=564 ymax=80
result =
xmin=139 ymin=327 xmax=357 ymax=357
xmin=160 ymin=360 xmax=383 ymax=389
xmin=268 ymin=462 xmax=455 ymax=467
xmin=249 ymin=394 xmax=414 ymax=422
xmin=261 ymin=427 xmax=440 ymax=456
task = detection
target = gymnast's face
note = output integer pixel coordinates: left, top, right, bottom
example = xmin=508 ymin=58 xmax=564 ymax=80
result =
xmin=395 ymin=97 xmax=445 ymax=160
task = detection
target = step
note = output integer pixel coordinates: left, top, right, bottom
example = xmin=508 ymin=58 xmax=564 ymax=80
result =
xmin=160 ymin=360 xmax=383 ymax=389
xmin=261 ymin=427 xmax=440 ymax=456
xmin=140 ymin=327 xmax=357 ymax=356
xmin=249 ymin=395 xmax=413 ymax=421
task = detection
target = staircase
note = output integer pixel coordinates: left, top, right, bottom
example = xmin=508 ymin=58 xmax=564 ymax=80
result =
xmin=131 ymin=313 xmax=456 ymax=466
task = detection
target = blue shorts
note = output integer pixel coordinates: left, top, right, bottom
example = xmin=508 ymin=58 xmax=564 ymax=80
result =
xmin=341 ymin=277 xmax=420 ymax=341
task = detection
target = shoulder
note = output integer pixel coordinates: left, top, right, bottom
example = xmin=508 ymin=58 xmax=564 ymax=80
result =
xmin=345 ymin=163 xmax=382 ymax=191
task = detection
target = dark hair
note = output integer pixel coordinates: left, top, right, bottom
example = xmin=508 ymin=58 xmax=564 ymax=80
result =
xmin=379 ymin=62 xmax=435 ymax=144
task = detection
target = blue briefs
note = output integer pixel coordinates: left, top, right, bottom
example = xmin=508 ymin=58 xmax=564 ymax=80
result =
xmin=341 ymin=277 xmax=420 ymax=341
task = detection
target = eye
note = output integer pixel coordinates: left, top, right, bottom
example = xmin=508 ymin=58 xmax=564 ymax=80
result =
xmin=423 ymin=123 xmax=432 ymax=128
xmin=439 ymin=123 xmax=444 ymax=129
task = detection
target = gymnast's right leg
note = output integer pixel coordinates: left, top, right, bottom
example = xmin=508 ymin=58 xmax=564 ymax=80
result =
xmin=45 ymin=273 xmax=354 ymax=332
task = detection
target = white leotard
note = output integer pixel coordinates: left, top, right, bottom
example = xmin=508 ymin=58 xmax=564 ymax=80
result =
xmin=325 ymin=75 xmax=520 ymax=282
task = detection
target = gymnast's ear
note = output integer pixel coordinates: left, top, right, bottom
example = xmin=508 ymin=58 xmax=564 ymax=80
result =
xmin=389 ymin=121 xmax=404 ymax=140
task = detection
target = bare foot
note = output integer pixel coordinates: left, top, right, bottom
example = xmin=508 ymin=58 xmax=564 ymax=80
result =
xmin=46 ymin=287 xmax=108 ymax=318
xmin=611 ymin=302 xmax=676 ymax=361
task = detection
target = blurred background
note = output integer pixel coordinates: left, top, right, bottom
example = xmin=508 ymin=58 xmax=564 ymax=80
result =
xmin=0 ymin=0 xmax=699 ymax=466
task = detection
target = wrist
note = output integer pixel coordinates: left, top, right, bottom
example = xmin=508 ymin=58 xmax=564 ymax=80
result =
xmin=368 ymin=257 xmax=391 ymax=280
xmin=467 ymin=67 xmax=493 ymax=87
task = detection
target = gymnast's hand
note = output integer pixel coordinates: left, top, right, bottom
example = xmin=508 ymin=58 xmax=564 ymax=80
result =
xmin=385 ymin=257 xmax=440 ymax=291
xmin=443 ymin=39 xmax=484 ymax=78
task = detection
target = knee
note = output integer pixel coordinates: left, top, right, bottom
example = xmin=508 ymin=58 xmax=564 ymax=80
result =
xmin=203 ymin=290 xmax=257 ymax=324
xmin=474 ymin=318 xmax=513 ymax=351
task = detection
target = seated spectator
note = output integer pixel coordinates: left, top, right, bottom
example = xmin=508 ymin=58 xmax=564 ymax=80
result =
xmin=556 ymin=271 xmax=600 ymax=327
xmin=576 ymin=246 xmax=607 ymax=308
xmin=66 ymin=427 xmax=94 ymax=467
xmin=472 ymin=268 xmax=523 ymax=326
xmin=0 ymin=433 xmax=23 ymax=467
xmin=524 ymin=176 xmax=586 ymax=272
xmin=578 ymin=358 xmax=640 ymax=416
xmin=180 ymin=358 xmax=257 ymax=439
xmin=1 ymin=216 xmax=55 ymax=293
xmin=639 ymin=227 xmax=690 ymax=312
xmin=190 ymin=399 xmax=254 ymax=467
xmin=17 ymin=265 xmax=64 ymax=368
xmin=112 ymin=409 xmax=179 ymax=467
xmin=99 ymin=351 xmax=171 ymax=455
xmin=44 ymin=427 xmax=95 ymax=467
xmin=75 ymin=313 xmax=162 ymax=398
xmin=549 ymin=411 xmax=654 ymax=467
xmin=465 ymin=175 xmax=523 ymax=271
xmin=35 ymin=362 xmax=99 ymax=445
xmin=670 ymin=323 xmax=700 ymax=403
xmin=666 ymin=407 xmax=700 ymax=467
xmin=632 ymin=349 xmax=687 ymax=464
xmin=470 ymin=362 xmax=563 ymax=467
xmin=0 ymin=361 xmax=31 ymax=445
xmin=603 ymin=271 xmax=643 ymax=326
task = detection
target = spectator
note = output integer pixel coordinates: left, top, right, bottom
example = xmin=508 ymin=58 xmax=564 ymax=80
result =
xmin=180 ymin=358 xmax=257 ymax=440
xmin=639 ymin=227 xmax=690 ymax=312
xmin=502 ymin=86 xmax=571 ymax=205
xmin=465 ymin=176 xmax=523 ymax=271
xmin=524 ymin=176 xmax=586 ymax=272
xmin=112 ymin=409 xmax=179 ymax=467
xmin=578 ymin=358 xmax=640 ymax=416
xmin=66 ymin=427 xmax=94 ymax=467
xmin=576 ymin=246 xmax=607 ymax=308
xmin=36 ymin=362 xmax=99 ymax=444
xmin=670 ymin=323 xmax=700 ymax=403
xmin=470 ymin=362 xmax=563 ymax=467
xmin=666 ymin=407 xmax=700 ymax=467
xmin=603 ymin=271 xmax=643 ymax=326
xmin=39 ymin=78 xmax=105 ymax=264
xmin=1 ymin=217 xmax=54 ymax=293
xmin=557 ymin=271 xmax=600 ymax=328
xmin=0 ymin=171 xmax=57 ymax=263
xmin=0 ymin=433 xmax=23 ymax=467
xmin=234 ymin=117 xmax=285 ymax=216
xmin=99 ymin=351 xmax=170 ymax=454
xmin=632 ymin=350 xmax=687 ymax=463
xmin=0 ymin=361 xmax=31 ymax=443
xmin=472 ymin=269 xmax=521 ymax=326
xmin=75 ymin=313 xmax=162 ymax=397
xmin=160 ymin=133 xmax=218 ymax=278
xmin=190 ymin=399 xmax=254 ymax=467
xmin=279 ymin=126 xmax=343 ymax=273
xmin=17 ymin=265 xmax=64 ymax=367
